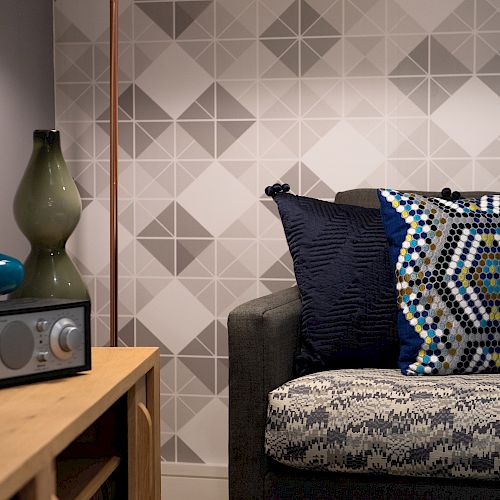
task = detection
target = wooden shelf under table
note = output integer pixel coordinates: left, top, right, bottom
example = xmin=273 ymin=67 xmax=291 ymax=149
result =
xmin=56 ymin=456 xmax=120 ymax=500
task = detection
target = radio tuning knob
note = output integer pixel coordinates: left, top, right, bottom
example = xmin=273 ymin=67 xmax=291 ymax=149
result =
xmin=50 ymin=319 xmax=81 ymax=360
xmin=59 ymin=326 xmax=79 ymax=352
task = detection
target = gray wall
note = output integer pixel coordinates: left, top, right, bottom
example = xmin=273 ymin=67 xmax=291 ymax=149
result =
xmin=0 ymin=0 xmax=54 ymax=259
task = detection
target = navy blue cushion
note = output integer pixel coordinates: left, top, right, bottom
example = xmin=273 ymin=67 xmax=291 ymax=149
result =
xmin=273 ymin=192 xmax=399 ymax=376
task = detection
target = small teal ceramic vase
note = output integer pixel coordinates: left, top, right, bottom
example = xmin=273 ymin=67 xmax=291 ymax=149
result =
xmin=0 ymin=253 xmax=24 ymax=295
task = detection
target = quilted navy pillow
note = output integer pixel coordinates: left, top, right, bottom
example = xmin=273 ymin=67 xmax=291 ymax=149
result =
xmin=378 ymin=188 xmax=500 ymax=376
xmin=273 ymin=192 xmax=399 ymax=376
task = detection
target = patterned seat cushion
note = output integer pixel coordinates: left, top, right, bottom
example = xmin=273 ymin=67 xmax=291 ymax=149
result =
xmin=265 ymin=369 xmax=500 ymax=480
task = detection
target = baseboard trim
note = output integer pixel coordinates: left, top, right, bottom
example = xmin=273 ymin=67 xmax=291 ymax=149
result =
xmin=161 ymin=462 xmax=228 ymax=479
xmin=161 ymin=476 xmax=228 ymax=500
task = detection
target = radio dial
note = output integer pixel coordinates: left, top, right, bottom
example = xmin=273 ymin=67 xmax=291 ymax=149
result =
xmin=59 ymin=326 xmax=79 ymax=352
xmin=50 ymin=319 xmax=81 ymax=360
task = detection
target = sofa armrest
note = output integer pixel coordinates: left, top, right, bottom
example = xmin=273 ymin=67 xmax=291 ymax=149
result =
xmin=228 ymin=286 xmax=302 ymax=500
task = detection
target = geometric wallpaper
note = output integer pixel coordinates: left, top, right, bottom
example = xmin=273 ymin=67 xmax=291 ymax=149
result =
xmin=54 ymin=0 xmax=500 ymax=471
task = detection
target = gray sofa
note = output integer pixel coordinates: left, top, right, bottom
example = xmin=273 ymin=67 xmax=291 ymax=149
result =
xmin=228 ymin=189 xmax=500 ymax=500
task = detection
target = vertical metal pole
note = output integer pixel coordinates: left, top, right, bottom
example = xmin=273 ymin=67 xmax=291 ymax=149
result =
xmin=110 ymin=0 xmax=119 ymax=347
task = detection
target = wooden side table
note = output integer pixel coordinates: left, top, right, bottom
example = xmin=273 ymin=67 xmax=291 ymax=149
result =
xmin=0 ymin=347 xmax=160 ymax=500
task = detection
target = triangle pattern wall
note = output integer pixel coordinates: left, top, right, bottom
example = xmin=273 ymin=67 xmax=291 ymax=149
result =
xmin=55 ymin=0 xmax=500 ymax=468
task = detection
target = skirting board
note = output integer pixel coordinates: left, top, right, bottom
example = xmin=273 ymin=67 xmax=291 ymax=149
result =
xmin=161 ymin=476 xmax=228 ymax=500
xmin=161 ymin=462 xmax=228 ymax=479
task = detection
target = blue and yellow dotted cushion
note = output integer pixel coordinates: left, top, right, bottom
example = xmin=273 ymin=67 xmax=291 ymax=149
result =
xmin=378 ymin=189 xmax=500 ymax=376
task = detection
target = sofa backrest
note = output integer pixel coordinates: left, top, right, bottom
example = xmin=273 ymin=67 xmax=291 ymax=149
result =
xmin=335 ymin=189 xmax=492 ymax=209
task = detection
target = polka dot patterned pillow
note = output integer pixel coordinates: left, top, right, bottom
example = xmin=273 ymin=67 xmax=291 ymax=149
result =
xmin=378 ymin=188 xmax=500 ymax=376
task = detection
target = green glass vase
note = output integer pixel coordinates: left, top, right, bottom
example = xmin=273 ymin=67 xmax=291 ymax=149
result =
xmin=11 ymin=130 xmax=89 ymax=300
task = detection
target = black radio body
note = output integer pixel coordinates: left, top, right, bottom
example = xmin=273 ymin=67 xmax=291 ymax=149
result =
xmin=0 ymin=298 xmax=91 ymax=388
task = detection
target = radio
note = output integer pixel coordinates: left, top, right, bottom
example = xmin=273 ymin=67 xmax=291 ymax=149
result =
xmin=0 ymin=298 xmax=91 ymax=388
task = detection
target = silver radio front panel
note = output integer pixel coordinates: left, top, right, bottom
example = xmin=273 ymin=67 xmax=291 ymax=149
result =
xmin=0 ymin=305 xmax=87 ymax=382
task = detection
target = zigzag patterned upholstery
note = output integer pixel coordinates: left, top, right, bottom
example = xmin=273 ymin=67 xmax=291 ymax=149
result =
xmin=265 ymin=369 xmax=500 ymax=480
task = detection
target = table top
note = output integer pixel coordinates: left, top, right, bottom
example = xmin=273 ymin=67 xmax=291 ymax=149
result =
xmin=0 ymin=347 xmax=158 ymax=499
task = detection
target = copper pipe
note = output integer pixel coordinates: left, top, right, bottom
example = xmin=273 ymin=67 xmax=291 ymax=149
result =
xmin=109 ymin=0 xmax=119 ymax=347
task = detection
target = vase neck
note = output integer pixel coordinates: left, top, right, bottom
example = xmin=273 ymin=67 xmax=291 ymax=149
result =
xmin=33 ymin=129 xmax=62 ymax=153
xmin=31 ymin=246 xmax=67 ymax=255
